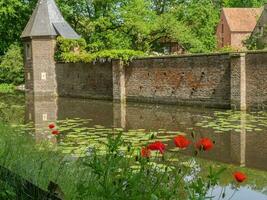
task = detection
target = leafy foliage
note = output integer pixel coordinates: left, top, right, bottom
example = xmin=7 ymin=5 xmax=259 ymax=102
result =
xmin=56 ymin=36 xmax=87 ymax=53
xmin=0 ymin=44 xmax=24 ymax=85
xmin=1 ymin=0 xmax=267 ymax=84
xmin=0 ymin=0 xmax=37 ymax=55
xmin=0 ymin=84 xmax=15 ymax=94
xmin=245 ymin=27 xmax=267 ymax=50
xmin=55 ymin=0 xmax=225 ymax=53
xmin=56 ymin=37 xmax=144 ymax=63
xmin=1 ymin=0 xmax=267 ymax=56
xmin=223 ymin=0 xmax=267 ymax=7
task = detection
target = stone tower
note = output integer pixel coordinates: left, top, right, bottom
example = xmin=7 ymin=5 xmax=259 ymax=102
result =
xmin=21 ymin=0 xmax=80 ymax=96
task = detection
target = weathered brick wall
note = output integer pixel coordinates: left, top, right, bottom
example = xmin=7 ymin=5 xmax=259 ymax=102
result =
xmin=24 ymin=38 xmax=57 ymax=95
xmin=245 ymin=52 xmax=267 ymax=109
xmin=23 ymin=40 xmax=34 ymax=91
xmin=56 ymin=62 xmax=113 ymax=99
xmin=26 ymin=47 xmax=267 ymax=110
xmin=32 ymin=38 xmax=57 ymax=95
xmin=124 ymin=54 xmax=231 ymax=108
xmin=216 ymin=12 xmax=231 ymax=48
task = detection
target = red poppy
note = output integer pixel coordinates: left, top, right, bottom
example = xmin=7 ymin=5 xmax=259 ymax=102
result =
xmin=196 ymin=138 xmax=213 ymax=151
xmin=233 ymin=171 xmax=246 ymax=183
xmin=49 ymin=123 xmax=55 ymax=129
xmin=141 ymin=147 xmax=151 ymax=158
xmin=147 ymin=141 xmax=166 ymax=154
xmin=52 ymin=130 xmax=60 ymax=135
xmin=174 ymin=135 xmax=191 ymax=149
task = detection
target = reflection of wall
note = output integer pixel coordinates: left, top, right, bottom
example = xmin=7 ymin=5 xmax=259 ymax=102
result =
xmin=246 ymin=132 xmax=267 ymax=170
xmin=25 ymin=93 xmax=58 ymax=143
xmin=57 ymin=98 xmax=114 ymax=128
xmin=125 ymin=103 xmax=209 ymax=131
xmin=26 ymin=96 xmax=267 ymax=170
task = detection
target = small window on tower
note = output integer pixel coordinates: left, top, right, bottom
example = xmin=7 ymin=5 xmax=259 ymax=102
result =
xmin=26 ymin=43 xmax=32 ymax=60
xmin=41 ymin=72 xmax=47 ymax=80
xmin=42 ymin=114 xmax=48 ymax=121
xmin=222 ymin=24 xmax=224 ymax=34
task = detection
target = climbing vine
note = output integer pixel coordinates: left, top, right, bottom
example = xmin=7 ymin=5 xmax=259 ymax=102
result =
xmin=55 ymin=37 xmax=145 ymax=63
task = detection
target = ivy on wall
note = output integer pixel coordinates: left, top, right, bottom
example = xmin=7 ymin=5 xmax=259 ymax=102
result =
xmin=245 ymin=26 xmax=267 ymax=50
xmin=55 ymin=37 xmax=145 ymax=63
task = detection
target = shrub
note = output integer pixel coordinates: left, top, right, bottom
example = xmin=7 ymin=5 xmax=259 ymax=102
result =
xmin=0 ymin=84 xmax=15 ymax=94
xmin=55 ymin=37 xmax=145 ymax=63
xmin=216 ymin=45 xmax=239 ymax=53
xmin=0 ymin=44 xmax=24 ymax=85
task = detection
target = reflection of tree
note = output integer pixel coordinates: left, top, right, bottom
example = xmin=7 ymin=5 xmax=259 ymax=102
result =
xmin=177 ymin=154 xmax=267 ymax=193
xmin=0 ymin=92 xmax=25 ymax=124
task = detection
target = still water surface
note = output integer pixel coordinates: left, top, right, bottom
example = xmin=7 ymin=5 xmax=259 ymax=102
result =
xmin=2 ymin=93 xmax=267 ymax=199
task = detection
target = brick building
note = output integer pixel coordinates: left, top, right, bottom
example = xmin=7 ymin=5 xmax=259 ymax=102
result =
xmin=21 ymin=0 xmax=80 ymax=96
xmin=216 ymin=8 xmax=262 ymax=50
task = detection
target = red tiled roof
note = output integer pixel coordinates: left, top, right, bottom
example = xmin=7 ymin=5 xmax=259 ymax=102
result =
xmin=223 ymin=8 xmax=263 ymax=32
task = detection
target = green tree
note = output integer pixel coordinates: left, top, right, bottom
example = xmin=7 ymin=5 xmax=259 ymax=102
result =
xmin=0 ymin=44 xmax=24 ymax=85
xmin=175 ymin=0 xmax=220 ymax=52
xmin=223 ymin=0 xmax=267 ymax=7
xmin=151 ymin=11 xmax=206 ymax=53
xmin=0 ymin=0 xmax=37 ymax=55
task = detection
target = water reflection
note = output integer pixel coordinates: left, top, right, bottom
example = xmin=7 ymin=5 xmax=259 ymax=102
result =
xmin=25 ymin=94 xmax=58 ymax=143
xmin=25 ymin=93 xmax=267 ymax=172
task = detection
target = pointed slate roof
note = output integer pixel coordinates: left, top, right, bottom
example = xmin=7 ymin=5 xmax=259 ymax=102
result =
xmin=222 ymin=8 xmax=263 ymax=32
xmin=21 ymin=0 xmax=80 ymax=39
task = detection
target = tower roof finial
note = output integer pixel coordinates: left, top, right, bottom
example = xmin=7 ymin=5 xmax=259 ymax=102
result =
xmin=21 ymin=0 xmax=80 ymax=39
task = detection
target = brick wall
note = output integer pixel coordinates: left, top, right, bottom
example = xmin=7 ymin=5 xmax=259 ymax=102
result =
xmin=56 ymin=62 xmax=113 ymax=99
xmin=24 ymin=38 xmax=57 ymax=95
xmin=123 ymin=54 xmax=231 ymax=108
xmin=32 ymin=38 xmax=57 ymax=95
xmin=25 ymin=41 xmax=267 ymax=110
xmin=245 ymin=52 xmax=267 ymax=109
xmin=216 ymin=12 xmax=231 ymax=48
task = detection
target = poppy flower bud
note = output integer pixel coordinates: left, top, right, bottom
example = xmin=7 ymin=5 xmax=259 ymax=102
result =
xmin=174 ymin=135 xmax=191 ymax=149
xmin=52 ymin=130 xmax=60 ymax=135
xmin=49 ymin=123 xmax=55 ymax=129
xmin=196 ymin=138 xmax=213 ymax=151
xmin=233 ymin=171 xmax=246 ymax=183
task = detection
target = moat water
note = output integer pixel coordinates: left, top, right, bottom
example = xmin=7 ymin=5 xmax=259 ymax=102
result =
xmin=1 ymin=92 xmax=267 ymax=199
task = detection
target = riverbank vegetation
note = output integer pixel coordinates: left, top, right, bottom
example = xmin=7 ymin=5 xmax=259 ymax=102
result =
xmin=0 ymin=44 xmax=24 ymax=87
xmin=0 ymin=121 xmax=255 ymax=199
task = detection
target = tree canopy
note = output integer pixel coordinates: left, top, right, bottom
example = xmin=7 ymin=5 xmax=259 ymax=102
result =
xmin=0 ymin=0 xmax=267 ymax=55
